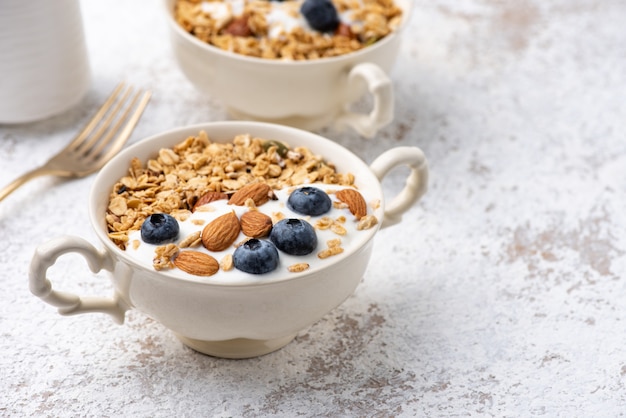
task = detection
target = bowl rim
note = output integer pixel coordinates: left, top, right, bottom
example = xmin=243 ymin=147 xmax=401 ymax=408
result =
xmin=163 ymin=0 xmax=412 ymax=66
xmin=90 ymin=121 xmax=384 ymax=287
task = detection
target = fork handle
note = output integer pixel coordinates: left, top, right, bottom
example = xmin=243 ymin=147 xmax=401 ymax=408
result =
xmin=0 ymin=166 xmax=59 ymax=202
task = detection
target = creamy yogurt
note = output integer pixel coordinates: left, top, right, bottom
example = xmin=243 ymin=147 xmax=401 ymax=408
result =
xmin=265 ymin=4 xmax=308 ymax=39
xmin=124 ymin=183 xmax=380 ymax=284
xmin=202 ymin=0 xmax=355 ymax=39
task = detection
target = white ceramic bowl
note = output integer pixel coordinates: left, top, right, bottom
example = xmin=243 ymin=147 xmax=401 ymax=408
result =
xmin=29 ymin=121 xmax=428 ymax=358
xmin=164 ymin=0 xmax=411 ymax=137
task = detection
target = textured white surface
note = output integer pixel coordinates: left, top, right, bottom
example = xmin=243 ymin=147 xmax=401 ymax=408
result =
xmin=2 ymin=0 xmax=626 ymax=416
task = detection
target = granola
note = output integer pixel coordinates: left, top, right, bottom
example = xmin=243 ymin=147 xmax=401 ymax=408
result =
xmin=106 ymin=131 xmax=355 ymax=250
xmin=174 ymin=0 xmax=403 ymax=60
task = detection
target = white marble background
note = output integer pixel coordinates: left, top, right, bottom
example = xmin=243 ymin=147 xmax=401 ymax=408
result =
xmin=1 ymin=0 xmax=626 ymax=416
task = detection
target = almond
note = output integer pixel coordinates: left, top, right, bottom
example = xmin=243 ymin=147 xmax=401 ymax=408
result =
xmin=240 ymin=211 xmax=273 ymax=238
xmin=192 ymin=191 xmax=229 ymax=212
xmin=201 ymin=211 xmax=241 ymax=251
xmin=228 ymin=183 xmax=276 ymax=206
xmin=335 ymin=22 xmax=356 ymax=39
xmin=335 ymin=189 xmax=367 ymax=220
xmin=173 ymin=251 xmax=219 ymax=276
xmin=222 ymin=15 xmax=252 ymax=37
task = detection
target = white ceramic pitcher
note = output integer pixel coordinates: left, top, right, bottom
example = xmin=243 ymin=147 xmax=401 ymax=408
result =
xmin=0 ymin=0 xmax=90 ymax=123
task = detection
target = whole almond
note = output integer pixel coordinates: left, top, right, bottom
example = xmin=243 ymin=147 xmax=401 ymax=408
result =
xmin=222 ymin=15 xmax=252 ymax=37
xmin=228 ymin=183 xmax=275 ymax=206
xmin=173 ymin=251 xmax=219 ymax=276
xmin=335 ymin=22 xmax=356 ymax=39
xmin=240 ymin=211 xmax=273 ymax=238
xmin=192 ymin=191 xmax=229 ymax=212
xmin=335 ymin=189 xmax=367 ymax=220
xmin=202 ymin=211 xmax=241 ymax=251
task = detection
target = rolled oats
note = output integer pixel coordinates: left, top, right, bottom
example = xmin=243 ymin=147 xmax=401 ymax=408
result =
xmin=317 ymin=245 xmax=344 ymax=259
xmin=220 ymin=253 xmax=234 ymax=271
xmin=330 ymin=222 xmax=347 ymax=236
xmin=288 ymin=262 xmax=310 ymax=273
xmin=315 ymin=216 xmax=347 ymax=236
xmin=357 ymin=214 xmax=378 ymax=230
xmin=179 ymin=231 xmax=203 ymax=248
xmin=317 ymin=237 xmax=344 ymax=259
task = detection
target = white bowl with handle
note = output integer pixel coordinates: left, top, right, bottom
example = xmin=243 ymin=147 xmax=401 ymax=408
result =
xmin=164 ymin=0 xmax=411 ymax=137
xmin=29 ymin=121 xmax=428 ymax=358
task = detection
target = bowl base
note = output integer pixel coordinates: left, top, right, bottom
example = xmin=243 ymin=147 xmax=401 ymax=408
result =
xmin=227 ymin=107 xmax=335 ymax=133
xmin=176 ymin=334 xmax=297 ymax=359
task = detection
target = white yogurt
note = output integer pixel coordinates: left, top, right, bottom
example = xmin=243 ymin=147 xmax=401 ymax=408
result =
xmin=200 ymin=1 xmax=231 ymax=22
xmin=266 ymin=5 xmax=307 ymax=39
xmin=124 ymin=184 xmax=380 ymax=284
xmin=200 ymin=0 xmax=360 ymax=39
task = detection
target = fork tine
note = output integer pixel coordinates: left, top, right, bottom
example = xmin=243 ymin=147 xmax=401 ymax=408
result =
xmin=91 ymin=89 xmax=152 ymax=166
xmin=80 ymin=87 xmax=133 ymax=156
xmin=64 ymin=82 xmax=126 ymax=151
xmin=76 ymin=85 xmax=134 ymax=154
xmin=89 ymin=91 xmax=150 ymax=160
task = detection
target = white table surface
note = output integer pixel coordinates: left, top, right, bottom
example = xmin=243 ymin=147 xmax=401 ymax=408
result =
xmin=2 ymin=0 xmax=626 ymax=416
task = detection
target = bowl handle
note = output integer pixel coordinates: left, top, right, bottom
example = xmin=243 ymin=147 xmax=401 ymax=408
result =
xmin=29 ymin=236 xmax=128 ymax=324
xmin=335 ymin=62 xmax=393 ymax=138
xmin=369 ymin=146 xmax=429 ymax=228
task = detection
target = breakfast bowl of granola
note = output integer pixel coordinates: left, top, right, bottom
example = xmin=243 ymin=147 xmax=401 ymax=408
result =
xmin=29 ymin=121 xmax=427 ymax=358
xmin=165 ymin=0 xmax=410 ymax=137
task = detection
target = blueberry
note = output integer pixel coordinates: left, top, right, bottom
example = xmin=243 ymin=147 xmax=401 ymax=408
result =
xmin=270 ymin=218 xmax=317 ymax=255
xmin=301 ymin=0 xmax=340 ymax=33
xmin=233 ymin=239 xmax=280 ymax=274
xmin=287 ymin=186 xmax=332 ymax=216
xmin=140 ymin=213 xmax=180 ymax=244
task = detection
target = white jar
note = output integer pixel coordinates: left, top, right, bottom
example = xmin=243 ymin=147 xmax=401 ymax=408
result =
xmin=0 ymin=0 xmax=91 ymax=123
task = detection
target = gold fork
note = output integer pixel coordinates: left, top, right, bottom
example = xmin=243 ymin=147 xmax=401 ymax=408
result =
xmin=0 ymin=83 xmax=151 ymax=202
